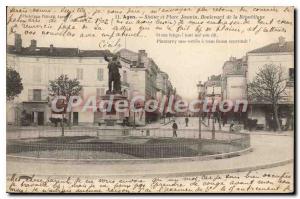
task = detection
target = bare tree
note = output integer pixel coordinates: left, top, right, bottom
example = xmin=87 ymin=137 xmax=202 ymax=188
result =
xmin=248 ymin=64 xmax=287 ymax=131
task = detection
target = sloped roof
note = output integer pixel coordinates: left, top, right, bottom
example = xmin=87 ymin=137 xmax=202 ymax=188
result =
xmin=118 ymin=48 xmax=155 ymax=69
xmin=118 ymin=48 xmax=138 ymax=61
xmin=248 ymin=41 xmax=294 ymax=54
xmin=7 ymin=45 xmax=111 ymax=57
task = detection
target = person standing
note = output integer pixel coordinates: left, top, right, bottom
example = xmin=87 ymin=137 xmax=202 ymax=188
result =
xmin=172 ymin=121 xmax=178 ymax=137
xmin=185 ymin=117 xmax=189 ymax=127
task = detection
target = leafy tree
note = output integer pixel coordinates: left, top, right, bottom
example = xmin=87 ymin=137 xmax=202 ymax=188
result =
xmin=248 ymin=64 xmax=288 ymax=131
xmin=7 ymin=67 xmax=23 ymax=101
xmin=48 ymin=75 xmax=82 ymax=136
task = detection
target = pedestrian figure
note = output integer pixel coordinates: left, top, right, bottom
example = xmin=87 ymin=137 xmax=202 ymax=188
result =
xmin=229 ymin=121 xmax=235 ymax=132
xmin=172 ymin=121 xmax=178 ymax=137
xmin=185 ymin=117 xmax=189 ymax=127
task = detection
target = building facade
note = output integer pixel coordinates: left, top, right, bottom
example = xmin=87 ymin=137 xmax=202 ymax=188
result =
xmin=246 ymin=37 xmax=294 ymax=130
xmin=204 ymin=75 xmax=222 ymax=104
xmin=7 ymin=35 xmax=179 ymax=127
xmin=221 ymin=56 xmax=247 ymax=123
xmin=118 ymin=48 xmax=174 ymax=125
xmin=7 ymin=34 xmax=112 ymax=126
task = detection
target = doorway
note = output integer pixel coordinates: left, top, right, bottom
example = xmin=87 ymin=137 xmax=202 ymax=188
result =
xmin=37 ymin=112 xmax=44 ymax=125
xmin=73 ymin=112 xmax=79 ymax=125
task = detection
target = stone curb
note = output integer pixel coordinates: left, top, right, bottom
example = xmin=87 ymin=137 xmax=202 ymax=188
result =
xmin=7 ymin=147 xmax=252 ymax=165
xmin=111 ymin=159 xmax=293 ymax=178
xmin=6 ymin=158 xmax=293 ymax=178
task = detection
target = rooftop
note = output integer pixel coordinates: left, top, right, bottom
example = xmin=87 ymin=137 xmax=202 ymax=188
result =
xmin=7 ymin=45 xmax=111 ymax=57
xmin=248 ymin=37 xmax=294 ymax=54
xmin=223 ymin=57 xmax=247 ymax=76
xmin=118 ymin=48 xmax=159 ymax=70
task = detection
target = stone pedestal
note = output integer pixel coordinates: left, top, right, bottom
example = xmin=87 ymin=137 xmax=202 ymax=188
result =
xmin=100 ymin=93 xmax=128 ymax=125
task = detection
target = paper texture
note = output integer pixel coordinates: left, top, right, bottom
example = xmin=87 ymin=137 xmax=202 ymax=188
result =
xmin=6 ymin=6 xmax=294 ymax=193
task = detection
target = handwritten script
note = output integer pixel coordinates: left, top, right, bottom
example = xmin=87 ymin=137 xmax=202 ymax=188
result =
xmin=7 ymin=169 xmax=293 ymax=193
xmin=7 ymin=7 xmax=293 ymax=51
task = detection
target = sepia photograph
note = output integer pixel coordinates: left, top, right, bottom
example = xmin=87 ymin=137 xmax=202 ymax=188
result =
xmin=5 ymin=6 xmax=294 ymax=193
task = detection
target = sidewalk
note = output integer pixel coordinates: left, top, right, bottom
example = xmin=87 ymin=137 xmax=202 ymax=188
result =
xmin=7 ymin=133 xmax=293 ymax=177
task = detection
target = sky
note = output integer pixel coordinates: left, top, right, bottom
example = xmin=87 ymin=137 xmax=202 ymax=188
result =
xmin=7 ymin=7 xmax=294 ymax=100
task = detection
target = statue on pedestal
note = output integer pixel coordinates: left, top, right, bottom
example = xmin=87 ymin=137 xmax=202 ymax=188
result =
xmin=104 ymin=53 xmax=122 ymax=94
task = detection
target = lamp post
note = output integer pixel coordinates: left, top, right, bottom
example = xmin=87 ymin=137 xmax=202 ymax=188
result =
xmin=197 ymin=82 xmax=205 ymax=139
xmin=211 ymin=86 xmax=216 ymax=140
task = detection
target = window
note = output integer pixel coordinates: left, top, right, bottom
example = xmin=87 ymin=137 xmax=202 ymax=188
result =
xmin=33 ymin=67 xmax=42 ymax=83
xmin=33 ymin=89 xmax=42 ymax=101
xmin=100 ymin=88 xmax=105 ymax=96
xmin=76 ymin=68 xmax=83 ymax=80
xmin=123 ymin=71 xmax=127 ymax=83
xmin=96 ymin=88 xmax=105 ymax=97
xmin=97 ymin=68 xmax=104 ymax=81
xmin=289 ymin=68 xmax=294 ymax=81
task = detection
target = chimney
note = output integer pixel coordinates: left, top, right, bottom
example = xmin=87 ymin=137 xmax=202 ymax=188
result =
xmin=229 ymin=56 xmax=236 ymax=61
xmin=137 ymin=50 xmax=147 ymax=67
xmin=278 ymin=36 xmax=286 ymax=47
xmin=50 ymin=44 xmax=54 ymax=53
xmin=242 ymin=56 xmax=247 ymax=62
xmin=14 ymin=33 xmax=22 ymax=53
xmin=30 ymin=39 xmax=37 ymax=50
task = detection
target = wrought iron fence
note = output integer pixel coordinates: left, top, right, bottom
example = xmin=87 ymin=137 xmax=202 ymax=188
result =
xmin=7 ymin=126 xmax=244 ymax=140
xmin=7 ymin=127 xmax=250 ymax=159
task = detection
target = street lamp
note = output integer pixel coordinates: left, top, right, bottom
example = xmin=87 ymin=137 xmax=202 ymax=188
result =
xmin=197 ymin=81 xmax=205 ymax=139
xmin=211 ymin=86 xmax=216 ymax=140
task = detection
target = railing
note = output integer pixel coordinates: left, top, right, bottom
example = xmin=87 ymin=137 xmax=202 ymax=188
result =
xmin=7 ymin=140 xmax=203 ymax=159
xmin=7 ymin=126 xmax=245 ymax=140
xmin=7 ymin=127 xmax=250 ymax=159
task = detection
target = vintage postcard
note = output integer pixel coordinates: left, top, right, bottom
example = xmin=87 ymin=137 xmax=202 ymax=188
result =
xmin=6 ymin=6 xmax=294 ymax=193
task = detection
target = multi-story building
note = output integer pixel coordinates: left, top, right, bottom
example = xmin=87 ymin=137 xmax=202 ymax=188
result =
xmin=118 ymin=49 xmax=161 ymax=125
xmin=7 ymin=34 xmax=112 ymax=126
xmin=7 ymin=34 xmax=178 ymax=127
xmin=156 ymin=71 xmax=169 ymax=98
xmin=197 ymin=75 xmax=222 ymax=118
xmin=221 ymin=56 xmax=247 ymax=123
xmin=246 ymin=36 xmax=294 ymax=130
xmin=204 ymin=75 xmax=222 ymax=104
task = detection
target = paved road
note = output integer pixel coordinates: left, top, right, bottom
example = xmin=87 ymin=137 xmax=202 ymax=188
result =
xmin=7 ymin=133 xmax=293 ymax=177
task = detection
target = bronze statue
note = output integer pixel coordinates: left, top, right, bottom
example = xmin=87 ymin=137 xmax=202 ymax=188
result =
xmin=104 ymin=53 xmax=122 ymax=94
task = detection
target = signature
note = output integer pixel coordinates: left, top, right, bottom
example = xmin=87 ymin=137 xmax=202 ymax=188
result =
xmin=98 ymin=38 xmax=121 ymax=52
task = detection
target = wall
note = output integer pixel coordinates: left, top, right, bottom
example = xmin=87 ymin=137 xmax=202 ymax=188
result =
xmin=7 ymin=54 xmax=108 ymax=125
xmin=225 ymin=76 xmax=246 ymax=100
xmin=128 ymin=68 xmax=146 ymax=125
xmin=247 ymin=53 xmax=294 ymax=82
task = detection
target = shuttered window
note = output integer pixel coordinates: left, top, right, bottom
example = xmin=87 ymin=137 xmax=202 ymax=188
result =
xmin=96 ymin=88 xmax=105 ymax=97
xmin=97 ymin=68 xmax=104 ymax=81
xmin=33 ymin=89 xmax=42 ymax=101
xmin=76 ymin=68 xmax=83 ymax=80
